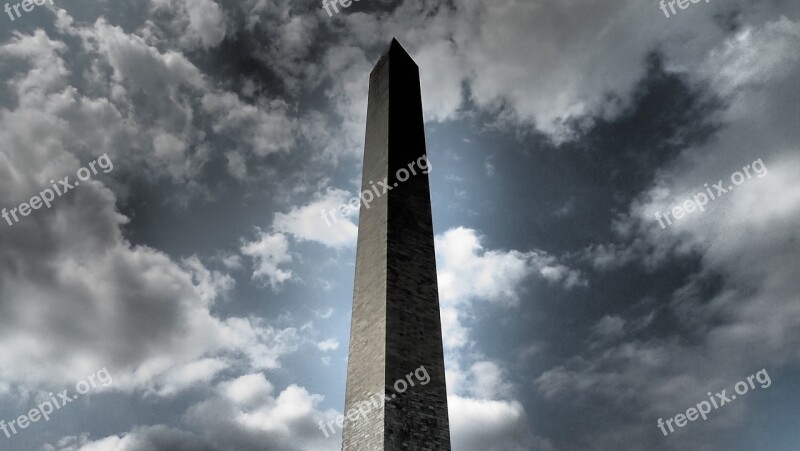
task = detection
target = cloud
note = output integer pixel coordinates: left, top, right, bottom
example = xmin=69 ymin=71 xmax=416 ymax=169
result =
xmin=433 ymin=225 xmax=576 ymax=449
xmin=0 ymin=185 xmax=242 ymax=389
xmin=46 ymin=425 xmax=218 ymax=451
xmin=436 ymin=227 xmax=584 ymax=308
xmin=440 ymin=307 xmax=470 ymax=350
xmin=146 ymin=358 xmax=229 ymax=397
xmin=317 ymin=44 xmax=373 ymax=160
xmin=314 ymin=307 xmax=335 ymax=319
xmin=317 ymin=338 xmax=340 ymax=352
xmin=149 ymin=0 xmax=228 ymax=49
xmin=221 ymin=318 xmax=307 ymax=371
xmin=201 ymin=92 xmax=297 ymax=158
xmin=182 ymin=373 xmax=339 ymax=451
xmin=580 ymin=242 xmax=643 ymax=271
xmin=0 ymin=26 xmax=312 ymax=398
xmin=312 ymin=0 xmax=757 ymax=145
xmin=240 ymin=230 xmax=294 ymax=289
xmin=414 ymin=39 xmax=466 ymax=121
xmin=593 ymin=315 xmax=626 ymax=339
xmin=54 ymin=12 xmax=325 ymax=187
xmin=183 ymin=0 xmax=227 ymax=48
xmin=432 ymin=227 xmax=565 ymax=448
xmin=531 ymin=16 xmax=800 ymax=449
xmin=216 ymin=252 xmax=243 ymax=270
xmin=467 ymin=361 xmax=514 ymax=400
xmin=271 ymin=188 xmax=359 ymax=249
xmin=5 ymin=1 xmax=796 ymax=449
xmin=448 ymin=396 xmax=555 ymax=451
xmin=49 ymin=372 xmax=339 ymax=451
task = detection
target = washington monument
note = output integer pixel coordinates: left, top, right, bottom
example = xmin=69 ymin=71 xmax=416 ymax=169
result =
xmin=341 ymin=39 xmax=452 ymax=450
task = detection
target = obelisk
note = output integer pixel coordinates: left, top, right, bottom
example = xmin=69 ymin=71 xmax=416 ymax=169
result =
xmin=341 ymin=39 xmax=451 ymax=450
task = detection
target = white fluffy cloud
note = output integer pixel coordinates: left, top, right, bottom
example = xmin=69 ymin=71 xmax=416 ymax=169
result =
xmin=147 ymin=358 xmax=229 ymax=397
xmin=48 ymin=373 xmax=339 ymax=451
xmin=240 ymin=231 xmax=294 ymax=289
xmin=0 ymin=21 xmax=309 ymax=400
xmin=184 ymin=0 xmax=227 ymax=48
xmin=433 ymin=227 xmax=572 ymax=449
xmin=436 ymin=227 xmax=584 ymax=308
xmin=448 ymin=396 xmax=555 ymax=451
xmin=149 ymin=0 xmax=228 ymax=49
xmin=466 ymin=361 xmax=514 ymax=400
xmin=185 ymin=373 xmax=337 ymax=451
xmin=271 ymin=188 xmax=359 ymax=249
xmin=317 ymin=338 xmax=340 ymax=352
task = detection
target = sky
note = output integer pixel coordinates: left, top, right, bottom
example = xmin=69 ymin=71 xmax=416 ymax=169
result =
xmin=0 ymin=0 xmax=798 ymax=450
